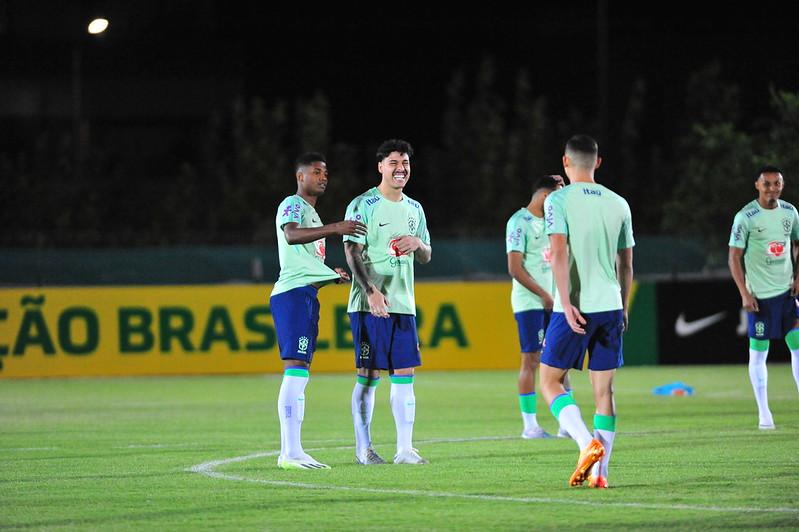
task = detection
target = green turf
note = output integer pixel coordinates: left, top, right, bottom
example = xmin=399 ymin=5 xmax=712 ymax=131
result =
xmin=1 ymin=366 xmax=798 ymax=530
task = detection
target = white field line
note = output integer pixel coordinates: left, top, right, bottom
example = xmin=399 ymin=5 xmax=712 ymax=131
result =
xmin=186 ymin=437 xmax=799 ymax=515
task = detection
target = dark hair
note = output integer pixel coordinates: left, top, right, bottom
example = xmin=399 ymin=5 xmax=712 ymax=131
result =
xmin=533 ymin=175 xmax=561 ymax=194
xmin=565 ymin=134 xmax=599 ymax=157
xmin=376 ymin=139 xmax=414 ymax=163
xmin=756 ymin=165 xmax=782 ymax=181
xmin=295 ymin=152 xmax=326 ymax=172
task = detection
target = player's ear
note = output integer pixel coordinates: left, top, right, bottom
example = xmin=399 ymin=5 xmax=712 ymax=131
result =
xmin=562 ymin=155 xmax=570 ymax=169
xmin=377 ymin=161 xmax=383 ymax=174
xmin=595 ymin=156 xmax=602 ymax=170
xmin=296 ymin=169 xmax=304 ymax=183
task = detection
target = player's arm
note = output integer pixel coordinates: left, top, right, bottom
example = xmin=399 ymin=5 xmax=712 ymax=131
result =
xmin=728 ymin=246 xmax=758 ymax=312
xmin=284 ymin=220 xmax=366 ymax=245
xmin=549 ymin=233 xmax=586 ymax=334
xmin=616 ymin=247 xmax=633 ymax=332
xmin=391 ymin=236 xmax=431 ymax=264
xmin=344 ymin=241 xmax=389 ymax=317
xmin=507 ymin=252 xmax=554 ymax=310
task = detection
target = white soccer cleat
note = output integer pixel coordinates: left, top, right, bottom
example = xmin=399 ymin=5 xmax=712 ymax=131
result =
xmin=758 ymin=423 xmax=776 ymax=430
xmin=521 ymin=426 xmax=553 ymax=439
xmin=277 ymin=454 xmax=331 ymax=470
xmin=557 ymin=427 xmax=572 ymax=439
xmin=393 ymin=447 xmax=429 ymax=465
xmin=356 ymin=447 xmax=387 ymax=465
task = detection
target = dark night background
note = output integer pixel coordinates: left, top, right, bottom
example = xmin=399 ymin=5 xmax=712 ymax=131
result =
xmin=3 ymin=1 xmax=799 ymax=258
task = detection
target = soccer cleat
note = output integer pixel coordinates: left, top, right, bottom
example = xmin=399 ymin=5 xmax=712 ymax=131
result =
xmin=356 ymin=447 xmax=387 ymax=465
xmin=556 ymin=427 xmax=571 ymax=439
xmin=759 ymin=422 xmax=776 ymax=430
xmin=521 ymin=426 xmax=553 ymax=439
xmin=277 ymin=454 xmax=331 ymax=470
xmin=587 ymin=474 xmax=608 ymax=488
xmin=569 ymin=438 xmax=605 ymax=487
xmin=393 ymin=447 xmax=429 ymax=465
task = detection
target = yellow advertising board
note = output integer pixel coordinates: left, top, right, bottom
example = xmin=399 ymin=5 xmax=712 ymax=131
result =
xmin=0 ymin=282 xmax=526 ymax=378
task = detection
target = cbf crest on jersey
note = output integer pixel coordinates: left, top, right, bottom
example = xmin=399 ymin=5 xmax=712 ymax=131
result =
xmin=782 ymin=217 xmax=792 ymax=234
xmin=408 ymin=216 xmax=417 ymax=234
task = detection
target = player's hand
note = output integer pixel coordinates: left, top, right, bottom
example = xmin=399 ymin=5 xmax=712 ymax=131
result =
xmin=367 ymin=288 xmax=390 ymax=318
xmin=333 ymin=220 xmax=367 ymax=237
xmin=542 ymin=293 xmax=554 ymax=311
xmin=791 ymin=278 xmax=799 ymax=297
xmin=392 ymin=236 xmax=421 ymax=255
xmin=622 ymin=310 xmax=629 ymax=332
xmin=334 ymin=267 xmax=350 ymax=283
xmin=550 ymin=174 xmax=566 ymax=187
xmin=563 ymin=304 xmax=587 ymax=334
xmin=741 ymin=292 xmax=759 ymax=313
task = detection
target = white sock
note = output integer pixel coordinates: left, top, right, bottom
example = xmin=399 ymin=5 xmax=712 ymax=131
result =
xmin=390 ymin=376 xmax=416 ymax=453
xmin=790 ymin=350 xmax=799 ymax=392
xmin=352 ymin=377 xmax=378 ymax=456
xmin=593 ymin=428 xmax=615 ymax=478
xmin=522 ymin=412 xmax=539 ymax=431
xmin=278 ymin=369 xmax=309 ymax=459
xmin=557 ymin=404 xmax=593 ymax=449
xmin=748 ymin=349 xmax=773 ymax=426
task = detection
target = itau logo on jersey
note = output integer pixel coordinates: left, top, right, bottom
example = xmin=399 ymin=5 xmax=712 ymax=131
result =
xmin=767 ymin=241 xmax=786 ymax=257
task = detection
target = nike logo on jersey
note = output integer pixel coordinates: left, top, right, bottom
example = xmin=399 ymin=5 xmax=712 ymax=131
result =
xmin=674 ymin=311 xmax=726 ymax=337
xmin=756 ymin=227 xmax=765 ymax=232
xmin=379 ymin=222 xmax=390 ymax=227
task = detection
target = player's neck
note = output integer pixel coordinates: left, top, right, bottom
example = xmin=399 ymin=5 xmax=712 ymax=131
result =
xmin=569 ymin=172 xmax=596 ymax=184
xmin=297 ymin=190 xmax=317 ymax=207
xmin=527 ymin=200 xmax=543 ymax=218
xmin=377 ymin=183 xmax=404 ymax=202
xmin=757 ymin=197 xmax=778 ymax=209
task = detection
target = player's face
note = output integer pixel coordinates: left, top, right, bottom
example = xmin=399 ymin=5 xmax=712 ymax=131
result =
xmin=755 ymin=172 xmax=783 ymax=207
xmin=298 ymin=162 xmax=329 ymax=197
xmin=378 ymin=152 xmax=411 ymax=190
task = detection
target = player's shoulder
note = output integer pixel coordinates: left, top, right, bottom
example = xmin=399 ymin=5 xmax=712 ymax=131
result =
xmin=778 ymin=199 xmax=798 ymax=213
xmin=277 ymin=194 xmax=303 ymax=212
xmin=348 ymin=187 xmax=381 ymax=207
xmin=507 ymin=207 xmax=531 ymax=224
xmin=734 ymin=199 xmax=761 ymax=220
xmin=402 ymin=193 xmax=424 ymax=211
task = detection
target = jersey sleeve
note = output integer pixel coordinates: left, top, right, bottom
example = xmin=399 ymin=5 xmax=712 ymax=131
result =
xmin=343 ymin=196 xmax=368 ymax=245
xmin=416 ymin=204 xmax=431 ymax=245
xmin=544 ymin=192 xmax=567 ymax=235
xmin=728 ymin=211 xmax=748 ymax=249
xmin=792 ymin=207 xmax=799 ymax=241
xmin=277 ymin=196 xmax=303 ymax=229
xmin=618 ymin=201 xmax=635 ymax=250
xmin=505 ymin=214 xmax=525 ymax=253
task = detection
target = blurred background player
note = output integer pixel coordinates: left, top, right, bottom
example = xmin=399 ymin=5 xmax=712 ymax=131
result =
xmin=505 ymin=175 xmax=571 ymax=439
xmin=540 ymin=135 xmax=634 ymax=488
xmin=344 ymin=139 xmax=432 ymax=465
xmin=728 ymin=166 xmax=799 ymax=430
xmin=271 ymin=153 xmax=367 ymax=469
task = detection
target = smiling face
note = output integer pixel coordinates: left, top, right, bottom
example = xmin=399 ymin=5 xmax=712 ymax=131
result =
xmin=755 ymin=171 xmax=783 ymax=208
xmin=297 ymin=161 xmax=329 ymax=197
xmin=378 ymin=151 xmax=411 ymax=191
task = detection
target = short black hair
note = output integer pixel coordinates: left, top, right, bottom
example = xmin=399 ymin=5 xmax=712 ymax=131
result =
xmin=532 ymin=175 xmax=561 ymax=194
xmin=376 ymin=139 xmax=414 ymax=163
xmin=565 ymin=134 xmax=599 ymax=157
xmin=756 ymin=165 xmax=782 ymax=181
xmin=295 ymin=152 xmax=326 ymax=172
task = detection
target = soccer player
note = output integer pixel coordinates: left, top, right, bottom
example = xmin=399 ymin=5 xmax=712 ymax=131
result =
xmin=344 ymin=139 xmax=432 ymax=465
xmin=271 ymin=152 xmax=367 ymax=470
xmin=540 ymin=135 xmax=634 ymax=488
xmin=728 ymin=166 xmax=799 ymax=430
xmin=506 ymin=175 xmax=571 ymax=439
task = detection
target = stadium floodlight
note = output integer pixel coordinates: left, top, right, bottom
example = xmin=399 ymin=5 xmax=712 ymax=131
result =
xmin=87 ymin=18 xmax=109 ymax=35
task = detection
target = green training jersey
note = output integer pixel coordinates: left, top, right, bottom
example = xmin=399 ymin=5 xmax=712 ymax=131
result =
xmin=544 ymin=182 xmax=634 ymax=313
xmin=271 ymin=194 xmax=340 ymax=297
xmin=343 ymin=187 xmax=430 ymax=315
xmin=728 ymin=199 xmax=799 ymax=298
xmin=505 ymin=207 xmax=553 ymax=312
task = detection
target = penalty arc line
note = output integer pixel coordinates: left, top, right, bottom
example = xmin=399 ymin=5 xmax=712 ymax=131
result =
xmin=186 ymin=437 xmax=799 ymax=515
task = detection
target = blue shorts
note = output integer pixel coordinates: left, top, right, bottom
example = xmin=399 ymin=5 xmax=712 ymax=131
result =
xmin=542 ymin=310 xmax=624 ymax=371
xmin=748 ymin=290 xmax=799 ymax=339
xmin=270 ymin=285 xmax=320 ymax=363
xmin=349 ymin=312 xmax=421 ymax=371
xmin=514 ymin=309 xmax=551 ymax=353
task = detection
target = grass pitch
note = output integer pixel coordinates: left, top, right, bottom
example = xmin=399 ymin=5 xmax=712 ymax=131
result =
xmin=2 ymin=365 xmax=798 ymax=530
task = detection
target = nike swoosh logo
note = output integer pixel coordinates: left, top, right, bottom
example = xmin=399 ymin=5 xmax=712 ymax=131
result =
xmin=674 ymin=311 xmax=727 ymax=337
xmin=379 ymin=222 xmax=390 ymax=227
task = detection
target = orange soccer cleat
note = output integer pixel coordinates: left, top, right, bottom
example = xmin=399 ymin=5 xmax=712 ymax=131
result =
xmin=569 ymin=438 xmax=605 ymax=486
xmin=587 ymin=474 xmax=608 ymax=488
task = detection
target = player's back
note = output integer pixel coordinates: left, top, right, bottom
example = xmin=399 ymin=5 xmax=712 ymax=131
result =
xmin=545 ymin=182 xmax=634 ymax=312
